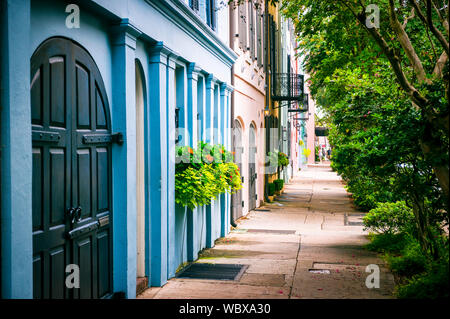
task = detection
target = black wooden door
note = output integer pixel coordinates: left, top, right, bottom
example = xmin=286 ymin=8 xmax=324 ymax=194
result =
xmin=31 ymin=37 xmax=113 ymax=299
xmin=248 ymin=125 xmax=257 ymax=211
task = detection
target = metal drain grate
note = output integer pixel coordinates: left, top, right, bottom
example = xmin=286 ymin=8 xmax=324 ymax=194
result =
xmin=246 ymin=229 xmax=296 ymax=234
xmin=309 ymin=269 xmax=331 ymax=274
xmin=176 ymin=263 xmax=248 ymax=281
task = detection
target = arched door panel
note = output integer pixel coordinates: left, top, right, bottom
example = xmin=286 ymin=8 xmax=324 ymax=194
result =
xmin=31 ymin=37 xmax=113 ymax=299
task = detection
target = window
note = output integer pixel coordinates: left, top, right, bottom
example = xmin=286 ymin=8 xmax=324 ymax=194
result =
xmin=206 ymin=0 xmax=216 ymax=30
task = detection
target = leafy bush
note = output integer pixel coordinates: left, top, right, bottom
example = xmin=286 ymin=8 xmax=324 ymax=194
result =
xmin=387 ymin=239 xmax=427 ymax=278
xmin=396 ymin=257 xmax=449 ymax=299
xmin=267 ymin=183 xmax=276 ymax=196
xmin=366 ymin=231 xmax=449 ymax=298
xmin=273 ymin=179 xmax=284 ymax=191
xmin=363 ymin=201 xmax=415 ymax=234
xmin=365 ymin=232 xmax=409 ymax=253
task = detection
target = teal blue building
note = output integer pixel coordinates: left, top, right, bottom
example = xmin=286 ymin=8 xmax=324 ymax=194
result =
xmin=0 ymin=0 xmax=236 ymax=298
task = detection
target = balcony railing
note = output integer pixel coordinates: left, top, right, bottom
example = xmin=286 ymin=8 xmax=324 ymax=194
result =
xmin=272 ymin=73 xmax=304 ymax=101
xmin=288 ymin=94 xmax=309 ymax=115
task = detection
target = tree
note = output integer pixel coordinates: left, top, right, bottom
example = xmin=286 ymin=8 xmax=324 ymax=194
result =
xmin=282 ymin=0 xmax=449 ymax=200
xmin=280 ymin=0 xmax=448 ymax=256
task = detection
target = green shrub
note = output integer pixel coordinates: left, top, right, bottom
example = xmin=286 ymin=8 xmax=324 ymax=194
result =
xmin=273 ymin=179 xmax=284 ymax=191
xmin=387 ymin=239 xmax=427 ymax=278
xmin=396 ymin=260 xmax=449 ymax=299
xmin=365 ymin=233 xmax=409 ymax=254
xmin=268 ymin=183 xmax=276 ymax=196
xmin=363 ymin=201 xmax=415 ymax=234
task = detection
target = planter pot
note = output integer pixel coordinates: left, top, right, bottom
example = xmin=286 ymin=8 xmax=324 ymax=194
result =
xmin=267 ymin=195 xmax=274 ymax=202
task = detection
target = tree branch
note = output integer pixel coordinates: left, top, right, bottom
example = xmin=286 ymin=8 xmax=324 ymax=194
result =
xmin=432 ymin=51 xmax=448 ymax=79
xmin=431 ymin=0 xmax=449 ymax=35
xmin=341 ymin=2 xmax=429 ymax=109
xmin=403 ymin=7 xmax=415 ymax=28
xmin=410 ymin=0 xmax=449 ymax=55
xmin=389 ymin=0 xmax=430 ymax=84
xmin=427 ymin=0 xmax=449 ymax=53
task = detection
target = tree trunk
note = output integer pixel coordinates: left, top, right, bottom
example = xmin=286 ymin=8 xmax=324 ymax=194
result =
xmin=411 ymin=192 xmax=440 ymax=260
xmin=419 ymin=118 xmax=449 ymax=202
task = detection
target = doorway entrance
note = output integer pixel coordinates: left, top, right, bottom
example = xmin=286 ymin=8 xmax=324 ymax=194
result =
xmin=248 ymin=124 xmax=257 ymax=211
xmin=31 ymin=37 xmax=113 ymax=299
xmin=135 ymin=60 xmax=147 ymax=293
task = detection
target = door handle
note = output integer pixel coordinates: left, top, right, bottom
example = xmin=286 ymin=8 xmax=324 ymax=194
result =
xmin=67 ymin=206 xmax=82 ymax=224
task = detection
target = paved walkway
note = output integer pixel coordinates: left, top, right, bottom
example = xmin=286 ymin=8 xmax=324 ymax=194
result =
xmin=138 ymin=166 xmax=395 ymax=299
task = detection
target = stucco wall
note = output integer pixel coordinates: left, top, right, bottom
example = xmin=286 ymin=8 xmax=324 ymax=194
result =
xmin=2 ymin=0 xmax=235 ymax=298
xmin=234 ymin=74 xmax=265 ymax=214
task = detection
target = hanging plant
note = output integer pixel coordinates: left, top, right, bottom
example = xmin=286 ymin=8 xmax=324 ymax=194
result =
xmin=175 ymin=142 xmax=242 ymax=210
xmin=278 ymin=152 xmax=289 ymax=168
xmin=303 ymin=148 xmax=311 ymax=158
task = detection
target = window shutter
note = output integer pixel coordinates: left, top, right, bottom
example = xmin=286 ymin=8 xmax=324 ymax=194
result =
xmin=210 ymin=0 xmax=216 ymax=30
xmin=256 ymin=6 xmax=262 ymax=67
xmin=238 ymin=2 xmax=247 ymax=51
xmin=270 ymin=15 xmax=276 ymax=75
xmin=205 ymin=0 xmax=216 ymax=30
xmin=190 ymin=0 xmax=199 ymax=12
xmin=248 ymin=1 xmax=255 ymax=58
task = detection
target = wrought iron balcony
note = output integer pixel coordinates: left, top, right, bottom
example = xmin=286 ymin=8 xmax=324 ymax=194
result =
xmin=288 ymin=94 xmax=309 ymax=114
xmin=272 ymin=73 xmax=304 ymax=101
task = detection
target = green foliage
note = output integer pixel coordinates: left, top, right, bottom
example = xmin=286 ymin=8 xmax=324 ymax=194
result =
xmin=273 ymin=179 xmax=284 ymax=192
xmin=175 ymin=142 xmax=242 ymax=210
xmin=175 ymin=167 xmax=208 ymax=210
xmin=365 ymin=233 xmax=409 ymax=254
xmin=278 ymin=152 xmax=289 ymax=168
xmin=267 ymin=151 xmax=289 ymax=168
xmin=387 ymin=239 xmax=428 ymax=278
xmin=367 ymin=231 xmax=449 ymax=298
xmin=363 ymin=201 xmax=415 ymax=235
xmin=267 ymin=183 xmax=276 ymax=196
xmin=396 ymin=259 xmax=449 ymax=299
xmin=281 ymin=0 xmax=449 ymax=299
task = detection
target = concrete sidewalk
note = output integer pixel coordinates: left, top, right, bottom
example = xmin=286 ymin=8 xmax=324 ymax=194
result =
xmin=138 ymin=166 xmax=395 ymax=299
